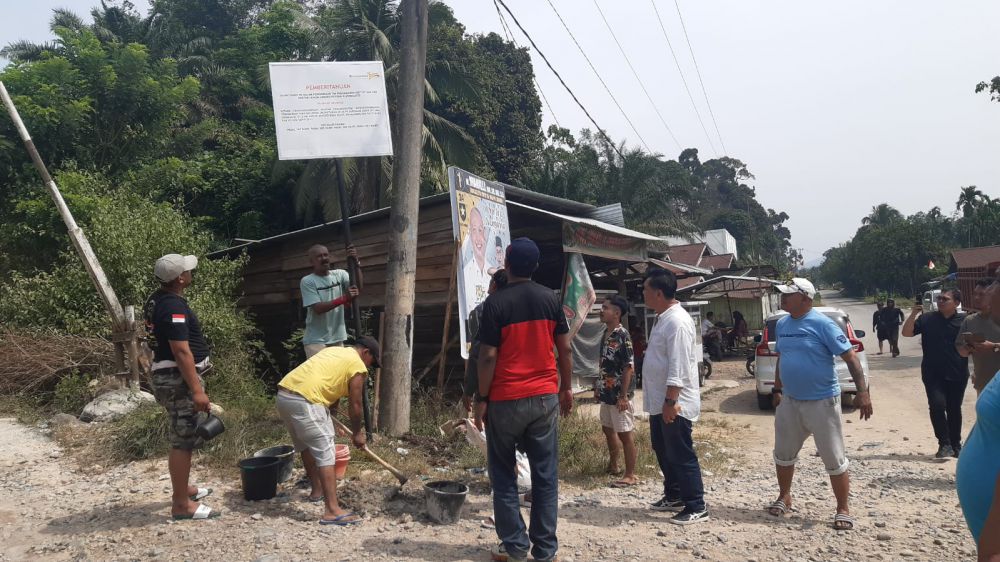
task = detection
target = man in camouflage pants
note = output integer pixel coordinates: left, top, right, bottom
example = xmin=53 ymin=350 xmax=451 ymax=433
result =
xmin=144 ymin=254 xmax=219 ymax=520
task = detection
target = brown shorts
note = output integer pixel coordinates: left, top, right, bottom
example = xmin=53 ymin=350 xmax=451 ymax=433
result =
xmin=151 ymin=369 xmax=206 ymax=451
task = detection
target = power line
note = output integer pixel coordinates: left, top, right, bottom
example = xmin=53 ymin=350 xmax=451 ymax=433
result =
xmin=492 ymin=0 xmax=561 ymax=129
xmin=544 ymin=0 xmax=652 ymax=153
xmin=493 ymin=0 xmax=625 ymax=159
xmin=673 ymin=0 xmax=727 ymax=155
xmin=649 ymin=0 xmax=717 ymax=157
xmin=590 ymin=0 xmax=681 ymax=152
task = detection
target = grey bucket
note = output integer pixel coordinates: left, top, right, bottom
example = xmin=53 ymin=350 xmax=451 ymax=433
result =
xmin=424 ymin=480 xmax=468 ymax=524
xmin=253 ymin=445 xmax=295 ymax=483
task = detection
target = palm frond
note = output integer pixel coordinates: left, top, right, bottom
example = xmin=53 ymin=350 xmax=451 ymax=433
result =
xmin=1 ymin=40 xmax=58 ymax=62
xmin=50 ymin=9 xmax=85 ymax=32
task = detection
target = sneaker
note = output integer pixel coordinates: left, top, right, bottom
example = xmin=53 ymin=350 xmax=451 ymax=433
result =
xmin=934 ymin=444 xmax=955 ymax=459
xmin=491 ymin=543 xmax=527 ymax=562
xmin=649 ymin=497 xmax=684 ymax=512
xmin=669 ymin=508 xmax=710 ymax=526
xmin=952 ymin=445 xmax=962 ymax=458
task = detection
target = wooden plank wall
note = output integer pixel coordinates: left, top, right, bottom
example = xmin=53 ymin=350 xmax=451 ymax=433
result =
xmin=238 ymin=199 xmax=576 ymax=389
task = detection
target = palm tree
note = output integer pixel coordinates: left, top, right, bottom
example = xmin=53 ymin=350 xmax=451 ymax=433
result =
xmin=956 ymin=185 xmax=985 ymax=218
xmin=287 ymin=0 xmax=477 ymax=221
xmin=861 ymin=203 xmax=903 ymax=230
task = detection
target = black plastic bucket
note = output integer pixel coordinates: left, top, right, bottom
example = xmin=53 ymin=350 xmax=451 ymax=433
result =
xmin=238 ymin=456 xmax=280 ymax=501
xmin=424 ymin=480 xmax=468 ymax=524
xmin=253 ymin=445 xmax=295 ymax=483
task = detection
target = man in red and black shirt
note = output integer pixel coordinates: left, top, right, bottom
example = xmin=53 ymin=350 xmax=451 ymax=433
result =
xmin=475 ymin=237 xmax=573 ymax=562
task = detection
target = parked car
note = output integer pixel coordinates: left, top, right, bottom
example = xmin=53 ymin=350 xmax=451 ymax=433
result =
xmin=754 ymin=307 xmax=870 ymax=410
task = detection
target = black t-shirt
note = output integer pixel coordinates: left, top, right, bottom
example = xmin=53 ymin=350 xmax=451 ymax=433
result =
xmin=879 ymin=307 xmax=904 ymax=328
xmin=143 ymin=289 xmax=211 ymax=363
xmin=913 ymin=311 xmax=969 ymax=381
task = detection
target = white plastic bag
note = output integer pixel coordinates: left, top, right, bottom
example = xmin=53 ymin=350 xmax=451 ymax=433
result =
xmin=461 ymin=418 xmax=532 ymax=489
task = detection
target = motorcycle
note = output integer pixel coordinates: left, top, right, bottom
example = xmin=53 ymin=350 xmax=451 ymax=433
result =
xmin=699 ymin=344 xmax=713 ymax=387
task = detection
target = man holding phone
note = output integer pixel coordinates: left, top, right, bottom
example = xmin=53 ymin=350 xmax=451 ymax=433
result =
xmin=902 ymin=288 xmax=969 ymax=458
xmin=957 ymin=279 xmax=1000 ymax=395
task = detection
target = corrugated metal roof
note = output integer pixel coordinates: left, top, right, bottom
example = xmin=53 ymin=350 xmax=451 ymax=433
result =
xmin=649 ymin=258 xmax=713 ymax=276
xmin=509 ymin=201 xmax=664 ymax=241
xmin=588 ymin=203 xmax=626 ymax=227
xmin=699 ymin=253 xmax=735 ymax=271
xmin=950 ymin=245 xmax=1000 ymax=270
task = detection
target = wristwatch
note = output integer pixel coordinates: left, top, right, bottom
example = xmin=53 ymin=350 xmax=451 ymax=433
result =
xmin=771 ymin=388 xmax=783 ymax=395
xmin=475 ymin=394 xmax=489 ymax=404
xmin=663 ymin=398 xmax=677 ymax=406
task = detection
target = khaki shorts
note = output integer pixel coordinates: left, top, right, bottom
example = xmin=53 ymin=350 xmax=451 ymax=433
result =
xmin=773 ymin=395 xmax=849 ymax=475
xmin=303 ymin=343 xmax=326 ymax=359
xmin=275 ymin=390 xmax=336 ymax=467
xmin=599 ymin=402 xmax=635 ymax=433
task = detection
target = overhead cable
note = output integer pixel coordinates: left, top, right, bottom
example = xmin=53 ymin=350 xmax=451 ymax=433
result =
xmin=673 ymin=0 xmax=727 ymax=155
xmin=544 ymin=0 xmax=652 ymax=153
xmin=649 ymin=0 xmax=717 ymax=156
xmin=493 ymin=0 xmax=625 ymax=159
xmin=591 ymin=0 xmax=682 ymax=152
xmin=492 ymin=0 xmax=561 ymax=128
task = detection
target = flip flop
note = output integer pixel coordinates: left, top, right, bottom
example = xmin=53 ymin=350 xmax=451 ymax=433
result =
xmin=319 ymin=512 xmax=361 ymax=526
xmin=833 ymin=512 xmax=855 ymax=531
xmin=188 ymin=487 xmax=213 ymax=501
xmin=172 ymin=504 xmax=221 ymax=520
xmin=610 ymin=479 xmax=639 ymax=488
xmin=766 ymin=499 xmax=794 ymax=517
xmin=307 ymin=495 xmax=325 ymax=503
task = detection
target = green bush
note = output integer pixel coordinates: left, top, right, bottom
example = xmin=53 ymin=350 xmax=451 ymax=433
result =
xmin=53 ymin=371 xmax=92 ymax=415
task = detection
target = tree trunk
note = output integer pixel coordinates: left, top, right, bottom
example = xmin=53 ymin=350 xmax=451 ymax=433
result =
xmin=379 ymin=0 xmax=428 ymax=436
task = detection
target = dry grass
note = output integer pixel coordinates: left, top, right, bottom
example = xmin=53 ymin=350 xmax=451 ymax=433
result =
xmin=0 ymin=328 xmax=113 ymax=394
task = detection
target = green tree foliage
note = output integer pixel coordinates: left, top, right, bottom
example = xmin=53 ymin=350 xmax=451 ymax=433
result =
xmin=817 ymin=192 xmax=1000 ymax=297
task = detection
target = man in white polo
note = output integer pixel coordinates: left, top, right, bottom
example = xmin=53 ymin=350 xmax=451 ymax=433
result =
xmin=767 ymin=277 xmax=873 ymax=531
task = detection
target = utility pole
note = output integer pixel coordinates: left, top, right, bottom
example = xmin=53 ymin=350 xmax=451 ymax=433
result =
xmin=380 ymin=0 xmax=428 ymax=435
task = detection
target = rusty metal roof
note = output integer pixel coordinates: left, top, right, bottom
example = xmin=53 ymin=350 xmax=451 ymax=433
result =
xmin=950 ymin=245 xmax=1000 ymax=270
xmin=666 ymin=243 xmax=707 ymax=267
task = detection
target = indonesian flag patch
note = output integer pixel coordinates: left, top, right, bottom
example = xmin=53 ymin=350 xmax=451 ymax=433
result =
xmin=171 ymin=314 xmax=186 ymax=323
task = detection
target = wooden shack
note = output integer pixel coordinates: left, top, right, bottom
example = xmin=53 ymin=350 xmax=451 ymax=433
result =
xmin=211 ymin=186 xmax=667 ymax=390
xmin=949 ymin=245 xmax=1000 ymax=311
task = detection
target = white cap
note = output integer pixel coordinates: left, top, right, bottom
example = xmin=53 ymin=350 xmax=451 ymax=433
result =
xmin=154 ymin=254 xmax=198 ymax=283
xmin=776 ymin=277 xmax=817 ymax=299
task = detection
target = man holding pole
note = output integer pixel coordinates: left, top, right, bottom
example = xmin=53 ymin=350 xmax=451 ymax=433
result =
xmin=300 ymin=244 xmax=362 ymax=358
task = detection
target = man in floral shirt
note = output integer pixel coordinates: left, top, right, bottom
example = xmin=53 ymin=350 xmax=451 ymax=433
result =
xmin=594 ymin=295 xmax=637 ymax=487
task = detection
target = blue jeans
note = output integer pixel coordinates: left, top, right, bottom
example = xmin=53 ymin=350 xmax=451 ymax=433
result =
xmin=486 ymin=394 xmax=559 ymax=561
xmin=649 ymin=414 xmax=706 ymax=512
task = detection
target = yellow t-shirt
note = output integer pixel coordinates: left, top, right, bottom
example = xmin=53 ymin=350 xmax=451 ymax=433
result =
xmin=278 ymin=347 xmax=368 ymax=407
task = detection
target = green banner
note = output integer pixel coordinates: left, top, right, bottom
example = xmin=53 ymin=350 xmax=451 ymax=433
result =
xmin=562 ymin=222 xmax=647 ymax=262
xmin=561 ymin=252 xmax=597 ymax=339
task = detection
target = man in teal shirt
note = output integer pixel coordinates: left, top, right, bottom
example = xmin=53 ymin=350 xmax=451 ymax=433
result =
xmin=300 ymin=244 xmax=362 ymax=358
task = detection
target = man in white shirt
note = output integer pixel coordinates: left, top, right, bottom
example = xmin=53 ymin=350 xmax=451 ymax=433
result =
xmin=641 ymin=268 xmax=708 ymax=525
xmin=461 ymin=205 xmax=493 ymax=310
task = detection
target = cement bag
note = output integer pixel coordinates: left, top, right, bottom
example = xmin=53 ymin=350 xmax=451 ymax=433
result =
xmin=462 ymin=418 xmax=532 ymax=489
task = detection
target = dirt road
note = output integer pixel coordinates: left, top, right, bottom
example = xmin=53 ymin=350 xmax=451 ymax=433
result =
xmin=0 ymin=292 xmax=981 ymax=561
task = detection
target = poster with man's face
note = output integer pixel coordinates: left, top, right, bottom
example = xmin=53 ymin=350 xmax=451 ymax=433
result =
xmin=449 ymin=167 xmax=511 ymax=358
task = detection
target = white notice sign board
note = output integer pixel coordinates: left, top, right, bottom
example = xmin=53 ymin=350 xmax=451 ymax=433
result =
xmin=269 ymin=61 xmax=393 ymax=160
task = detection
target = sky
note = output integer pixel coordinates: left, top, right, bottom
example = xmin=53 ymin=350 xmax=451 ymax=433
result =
xmin=4 ymin=0 xmax=1000 ymax=265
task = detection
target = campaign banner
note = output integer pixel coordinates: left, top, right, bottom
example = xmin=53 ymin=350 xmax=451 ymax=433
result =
xmin=561 ymin=252 xmax=597 ymax=339
xmin=562 ymin=222 xmax=647 ymax=262
xmin=449 ymin=167 xmax=511 ymax=359
xmin=269 ymin=61 xmax=393 ymax=160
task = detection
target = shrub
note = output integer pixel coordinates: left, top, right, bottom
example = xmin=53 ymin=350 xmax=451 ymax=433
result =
xmin=53 ymin=371 xmax=92 ymax=415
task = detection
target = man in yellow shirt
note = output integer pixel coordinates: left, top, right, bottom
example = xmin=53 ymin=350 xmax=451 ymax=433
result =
xmin=275 ymin=336 xmax=380 ymax=525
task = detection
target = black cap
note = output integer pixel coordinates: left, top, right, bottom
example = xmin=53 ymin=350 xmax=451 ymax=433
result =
xmin=506 ymin=237 xmax=540 ymax=277
xmin=356 ymin=336 xmax=381 ymax=368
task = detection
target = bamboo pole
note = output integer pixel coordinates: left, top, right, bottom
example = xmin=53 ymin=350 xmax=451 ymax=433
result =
xmin=372 ymin=311 xmax=385 ymax=433
xmin=436 ymin=243 xmax=459 ymax=393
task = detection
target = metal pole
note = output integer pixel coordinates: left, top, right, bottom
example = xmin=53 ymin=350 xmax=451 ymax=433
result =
xmin=333 ymin=159 xmax=372 ymax=439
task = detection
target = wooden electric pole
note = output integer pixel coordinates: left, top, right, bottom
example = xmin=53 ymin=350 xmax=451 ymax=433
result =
xmin=380 ymin=0 xmax=428 ymax=435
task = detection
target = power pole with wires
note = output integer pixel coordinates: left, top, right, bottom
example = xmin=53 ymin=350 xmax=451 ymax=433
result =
xmin=379 ymin=0 xmax=428 ymax=435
